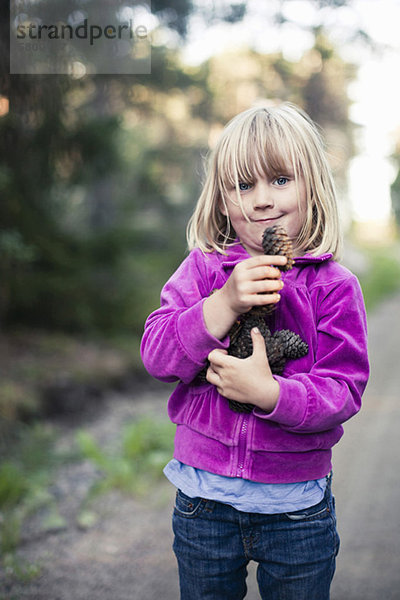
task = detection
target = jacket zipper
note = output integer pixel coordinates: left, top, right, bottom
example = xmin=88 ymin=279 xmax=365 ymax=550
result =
xmin=236 ymin=414 xmax=249 ymax=476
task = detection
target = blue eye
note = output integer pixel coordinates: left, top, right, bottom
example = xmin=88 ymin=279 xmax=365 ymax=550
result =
xmin=238 ymin=182 xmax=252 ymax=191
xmin=275 ymin=177 xmax=289 ymax=186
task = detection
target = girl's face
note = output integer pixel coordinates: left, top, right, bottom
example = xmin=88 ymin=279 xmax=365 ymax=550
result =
xmin=221 ymin=171 xmax=307 ymax=256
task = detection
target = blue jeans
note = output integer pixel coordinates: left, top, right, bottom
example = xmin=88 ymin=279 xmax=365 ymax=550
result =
xmin=172 ymin=476 xmax=340 ymax=600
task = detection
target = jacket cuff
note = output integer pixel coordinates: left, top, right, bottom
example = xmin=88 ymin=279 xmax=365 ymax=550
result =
xmin=176 ymin=298 xmax=230 ymax=364
xmin=253 ymin=375 xmax=307 ymax=427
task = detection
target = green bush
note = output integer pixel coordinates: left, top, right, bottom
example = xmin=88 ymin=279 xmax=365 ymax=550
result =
xmin=0 ymin=424 xmax=71 ymax=565
xmin=76 ymin=416 xmax=175 ymax=499
xmin=358 ymin=245 xmax=400 ymax=311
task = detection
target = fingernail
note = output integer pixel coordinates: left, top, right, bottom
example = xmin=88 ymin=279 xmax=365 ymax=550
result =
xmin=252 ymin=327 xmax=260 ymax=334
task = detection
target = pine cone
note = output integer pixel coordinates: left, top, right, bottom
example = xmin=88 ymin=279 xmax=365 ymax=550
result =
xmin=277 ymin=329 xmax=309 ymax=359
xmin=226 ymin=227 xmax=305 ymax=412
xmin=262 ymin=226 xmax=294 ymax=271
xmin=228 ymin=309 xmax=272 ymax=360
xmin=226 ymin=319 xmax=308 ymax=412
xmin=195 ymin=225 xmax=308 ymax=413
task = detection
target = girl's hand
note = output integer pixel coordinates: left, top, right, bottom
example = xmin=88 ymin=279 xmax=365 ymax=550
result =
xmin=206 ymin=327 xmax=280 ymax=412
xmin=203 ymin=255 xmax=286 ymax=340
xmin=220 ymin=254 xmax=287 ymax=315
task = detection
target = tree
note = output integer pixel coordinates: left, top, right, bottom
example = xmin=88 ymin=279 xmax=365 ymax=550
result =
xmin=390 ymin=151 xmax=400 ymax=229
xmin=0 ymin=1 xmax=358 ymax=334
xmin=0 ymin=1 xmax=248 ymax=331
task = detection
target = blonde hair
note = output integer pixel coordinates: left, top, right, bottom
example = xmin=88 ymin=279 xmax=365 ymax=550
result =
xmin=186 ymin=103 xmax=341 ymax=259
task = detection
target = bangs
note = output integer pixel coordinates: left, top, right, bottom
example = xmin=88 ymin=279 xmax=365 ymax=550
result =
xmin=216 ymin=111 xmax=301 ymax=196
xmin=187 ymin=103 xmax=340 ymax=259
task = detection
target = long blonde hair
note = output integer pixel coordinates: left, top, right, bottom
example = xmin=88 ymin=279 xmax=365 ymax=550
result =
xmin=186 ymin=103 xmax=341 ymax=259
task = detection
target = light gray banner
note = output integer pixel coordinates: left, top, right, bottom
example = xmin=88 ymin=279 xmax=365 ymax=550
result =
xmin=10 ymin=0 xmax=151 ymax=75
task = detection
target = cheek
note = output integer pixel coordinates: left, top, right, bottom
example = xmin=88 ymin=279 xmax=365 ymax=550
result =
xmin=219 ymin=192 xmax=241 ymax=218
xmin=221 ymin=196 xmax=247 ymax=223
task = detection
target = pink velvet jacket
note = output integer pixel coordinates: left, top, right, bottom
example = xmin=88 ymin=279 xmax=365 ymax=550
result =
xmin=140 ymin=242 xmax=369 ymax=484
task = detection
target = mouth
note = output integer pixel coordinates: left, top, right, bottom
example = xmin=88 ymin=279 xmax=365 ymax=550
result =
xmin=252 ymin=216 xmax=283 ymax=223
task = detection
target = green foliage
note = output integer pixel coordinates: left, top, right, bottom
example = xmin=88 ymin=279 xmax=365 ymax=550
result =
xmin=0 ymin=415 xmax=175 ymax=578
xmin=76 ymin=417 xmax=175 ymax=499
xmin=390 ymin=158 xmax=400 ymax=229
xmin=0 ymin=425 xmax=56 ymax=509
xmin=0 ymin=464 xmax=29 ymax=509
xmin=0 ymin=231 xmax=36 ymax=265
xmin=0 ymin=3 xmax=357 ymax=336
xmin=358 ymin=245 xmax=400 ymax=311
xmin=0 ymin=424 xmax=71 ymax=571
xmin=1 ymin=553 xmax=41 ymax=584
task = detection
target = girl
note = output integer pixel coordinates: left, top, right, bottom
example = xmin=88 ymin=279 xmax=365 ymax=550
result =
xmin=140 ymin=103 xmax=369 ymax=600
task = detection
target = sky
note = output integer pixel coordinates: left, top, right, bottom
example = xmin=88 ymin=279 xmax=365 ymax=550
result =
xmin=181 ymin=0 xmax=400 ymax=227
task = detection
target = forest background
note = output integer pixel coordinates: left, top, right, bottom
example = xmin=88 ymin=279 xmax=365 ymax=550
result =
xmin=0 ymin=0 xmax=400 ymax=418
xmin=2 ymin=0 xmax=400 ymax=433
xmin=1 ymin=0 xmax=400 ymax=580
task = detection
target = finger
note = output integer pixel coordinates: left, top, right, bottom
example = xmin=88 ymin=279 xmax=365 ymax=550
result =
xmin=250 ymin=292 xmax=281 ymax=306
xmin=244 ymin=255 xmax=288 ymax=269
xmin=208 ymin=348 xmax=229 ymax=366
xmin=263 ymin=254 xmax=288 ymax=268
xmin=206 ymin=366 xmax=220 ymax=386
xmin=207 ymin=362 xmax=222 ymax=376
xmin=250 ymin=327 xmax=267 ymax=358
xmin=246 ymin=265 xmax=283 ymax=281
xmin=251 ymin=278 xmax=284 ymax=294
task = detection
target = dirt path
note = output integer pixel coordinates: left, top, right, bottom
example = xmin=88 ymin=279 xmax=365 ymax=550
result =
xmin=2 ymin=290 xmax=400 ymax=600
xmin=330 ymin=291 xmax=400 ymax=600
xmin=1 ymin=387 xmax=181 ymax=600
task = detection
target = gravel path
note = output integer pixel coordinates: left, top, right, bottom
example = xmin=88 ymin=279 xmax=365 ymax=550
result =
xmin=2 ymin=290 xmax=400 ymax=600
xmin=1 ymin=387 xmax=181 ymax=600
xmin=330 ymin=291 xmax=400 ymax=600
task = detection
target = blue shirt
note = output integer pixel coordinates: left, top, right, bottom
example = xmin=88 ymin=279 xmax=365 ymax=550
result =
xmin=164 ymin=459 xmax=326 ymax=514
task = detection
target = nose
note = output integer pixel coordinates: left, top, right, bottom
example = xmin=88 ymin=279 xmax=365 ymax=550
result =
xmin=253 ymin=180 xmax=273 ymax=210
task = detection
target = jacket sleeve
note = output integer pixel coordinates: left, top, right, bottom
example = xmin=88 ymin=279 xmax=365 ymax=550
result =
xmin=254 ymin=274 xmax=370 ymax=433
xmin=140 ymin=249 xmax=230 ymax=383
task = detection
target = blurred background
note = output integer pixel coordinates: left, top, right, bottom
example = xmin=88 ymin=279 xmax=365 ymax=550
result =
xmin=1 ymin=0 xmax=400 ymax=597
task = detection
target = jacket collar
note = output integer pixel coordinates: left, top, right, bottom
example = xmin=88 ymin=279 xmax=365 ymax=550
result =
xmin=218 ymin=240 xmax=333 ymax=270
xmin=293 ymin=253 xmax=333 ymax=264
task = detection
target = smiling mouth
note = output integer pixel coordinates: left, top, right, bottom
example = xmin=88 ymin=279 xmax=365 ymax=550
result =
xmin=252 ymin=216 xmax=282 ymax=222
